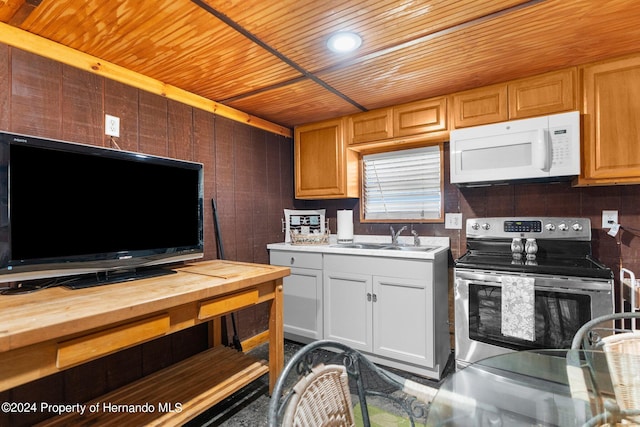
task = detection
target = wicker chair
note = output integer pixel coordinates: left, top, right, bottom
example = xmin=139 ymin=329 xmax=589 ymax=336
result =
xmin=569 ymin=312 xmax=640 ymax=426
xmin=267 ymin=340 xmax=437 ymax=427
xmin=600 ymin=331 xmax=640 ymax=424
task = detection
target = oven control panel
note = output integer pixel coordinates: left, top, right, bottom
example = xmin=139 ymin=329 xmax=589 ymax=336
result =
xmin=503 ymin=220 xmax=542 ymax=233
xmin=466 ymin=217 xmax=592 ymax=240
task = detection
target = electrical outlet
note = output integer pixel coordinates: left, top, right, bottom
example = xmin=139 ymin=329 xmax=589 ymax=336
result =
xmin=105 ymin=114 xmax=120 ymax=137
xmin=602 ymin=210 xmax=618 ymax=229
xmin=445 ymin=213 xmax=463 ymax=229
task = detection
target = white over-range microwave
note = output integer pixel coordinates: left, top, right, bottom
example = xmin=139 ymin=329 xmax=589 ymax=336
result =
xmin=450 ymin=111 xmax=580 ymax=187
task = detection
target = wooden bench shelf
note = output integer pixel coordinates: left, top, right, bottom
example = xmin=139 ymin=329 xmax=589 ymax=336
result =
xmin=37 ymin=345 xmax=269 ymax=426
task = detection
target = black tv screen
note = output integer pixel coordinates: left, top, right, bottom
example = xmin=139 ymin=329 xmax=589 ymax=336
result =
xmin=0 ymin=131 xmax=204 ymax=287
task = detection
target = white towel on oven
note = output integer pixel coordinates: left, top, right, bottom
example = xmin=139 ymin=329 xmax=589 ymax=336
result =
xmin=501 ymin=275 xmax=535 ymax=341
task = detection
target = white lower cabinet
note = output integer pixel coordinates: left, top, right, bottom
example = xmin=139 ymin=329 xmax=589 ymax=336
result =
xmin=373 ymin=275 xmax=432 ymax=366
xmin=323 ymin=270 xmax=372 ymax=351
xmin=270 ymin=249 xmax=449 ymax=379
xmin=324 ymin=254 xmax=448 ymax=378
xmin=269 ymin=251 xmax=323 ymax=342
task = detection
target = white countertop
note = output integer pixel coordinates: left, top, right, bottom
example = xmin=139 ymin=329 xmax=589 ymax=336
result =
xmin=267 ymin=234 xmax=450 ymax=260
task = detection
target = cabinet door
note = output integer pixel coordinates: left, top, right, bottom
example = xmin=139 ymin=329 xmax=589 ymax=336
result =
xmin=451 ymin=84 xmax=508 ymax=128
xmin=347 ymin=108 xmax=393 ymax=145
xmin=508 ymin=68 xmax=576 ymax=119
xmin=282 ymin=268 xmax=323 ymax=341
xmin=393 ymin=97 xmax=447 ymax=137
xmin=323 ymin=270 xmax=372 ymax=352
xmin=270 ymin=251 xmax=323 ymax=341
xmin=294 ymin=118 xmax=359 ymax=199
xmin=578 ymin=55 xmax=640 ymax=184
xmin=373 ymin=276 xmax=433 ymax=367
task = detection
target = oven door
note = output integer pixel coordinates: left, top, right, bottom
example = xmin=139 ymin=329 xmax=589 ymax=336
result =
xmin=454 ymin=269 xmax=613 ymax=369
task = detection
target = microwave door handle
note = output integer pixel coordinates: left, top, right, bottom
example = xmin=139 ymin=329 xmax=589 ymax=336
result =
xmin=532 ymin=129 xmax=550 ymax=171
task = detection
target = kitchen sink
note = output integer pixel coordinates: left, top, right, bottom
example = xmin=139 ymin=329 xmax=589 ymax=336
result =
xmin=330 ymin=243 xmax=390 ymax=249
xmin=330 ymin=243 xmax=438 ymax=252
xmin=383 ymin=245 xmax=438 ymax=252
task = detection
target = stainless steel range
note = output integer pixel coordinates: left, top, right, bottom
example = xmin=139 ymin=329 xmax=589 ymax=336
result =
xmin=454 ymin=217 xmax=614 ymax=370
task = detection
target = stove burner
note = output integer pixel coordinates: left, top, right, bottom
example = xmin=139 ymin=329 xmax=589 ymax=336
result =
xmin=457 ymin=217 xmax=613 ymax=280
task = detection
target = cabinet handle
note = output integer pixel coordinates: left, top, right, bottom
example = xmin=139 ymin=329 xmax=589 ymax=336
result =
xmin=372 ymin=293 xmax=377 ymax=303
xmin=367 ymin=293 xmax=372 ymax=301
xmin=290 ymin=257 xmax=295 ymax=265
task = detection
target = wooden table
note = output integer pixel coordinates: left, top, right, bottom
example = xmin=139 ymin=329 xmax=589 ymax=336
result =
xmin=0 ymin=260 xmax=289 ymax=426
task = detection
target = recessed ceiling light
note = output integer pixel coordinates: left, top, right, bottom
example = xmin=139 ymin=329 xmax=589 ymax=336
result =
xmin=327 ymin=32 xmax=362 ymax=53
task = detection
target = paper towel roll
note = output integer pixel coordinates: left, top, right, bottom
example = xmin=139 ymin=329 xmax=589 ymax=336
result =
xmin=337 ymin=210 xmax=354 ymax=243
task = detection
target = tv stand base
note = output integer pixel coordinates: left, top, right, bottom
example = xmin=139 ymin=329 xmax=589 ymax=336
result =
xmin=64 ymin=267 xmax=176 ymax=289
xmin=0 ymin=260 xmax=287 ymax=426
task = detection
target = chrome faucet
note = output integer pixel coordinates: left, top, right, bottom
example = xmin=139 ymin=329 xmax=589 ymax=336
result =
xmin=390 ymin=225 xmax=407 ymax=245
xmin=411 ymin=229 xmax=421 ymax=246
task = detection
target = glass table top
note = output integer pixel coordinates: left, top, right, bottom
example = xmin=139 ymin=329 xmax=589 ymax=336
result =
xmin=427 ymin=349 xmax=639 ymax=427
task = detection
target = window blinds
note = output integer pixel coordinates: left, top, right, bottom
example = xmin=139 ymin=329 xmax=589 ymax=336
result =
xmin=362 ymin=146 xmax=441 ymax=220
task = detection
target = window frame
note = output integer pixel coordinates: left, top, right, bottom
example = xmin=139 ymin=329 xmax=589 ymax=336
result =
xmin=359 ymin=142 xmax=445 ymax=224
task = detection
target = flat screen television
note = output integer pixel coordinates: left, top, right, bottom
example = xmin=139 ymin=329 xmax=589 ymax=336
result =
xmin=0 ymin=131 xmax=204 ymax=290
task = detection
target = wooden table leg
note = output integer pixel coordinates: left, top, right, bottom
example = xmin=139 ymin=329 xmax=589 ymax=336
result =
xmin=208 ymin=317 xmax=223 ymax=347
xmin=268 ymin=278 xmax=284 ymax=394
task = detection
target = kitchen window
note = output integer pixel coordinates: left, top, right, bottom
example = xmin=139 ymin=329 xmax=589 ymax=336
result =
xmin=361 ymin=144 xmax=443 ymax=222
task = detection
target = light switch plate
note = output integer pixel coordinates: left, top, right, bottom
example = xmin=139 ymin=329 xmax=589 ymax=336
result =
xmin=445 ymin=213 xmax=463 ymax=229
xmin=602 ymin=210 xmax=618 ymax=229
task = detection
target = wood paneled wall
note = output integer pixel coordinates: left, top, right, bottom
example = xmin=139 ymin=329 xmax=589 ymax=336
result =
xmin=0 ymin=43 xmax=293 ymax=426
xmin=2 ymin=45 xmax=293 ymax=263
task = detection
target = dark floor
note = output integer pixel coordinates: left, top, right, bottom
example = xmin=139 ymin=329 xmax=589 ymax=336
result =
xmin=186 ymin=340 xmax=455 ymax=427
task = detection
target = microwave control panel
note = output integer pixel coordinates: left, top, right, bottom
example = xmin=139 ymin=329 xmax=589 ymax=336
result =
xmin=550 ymin=126 xmax=572 ymax=167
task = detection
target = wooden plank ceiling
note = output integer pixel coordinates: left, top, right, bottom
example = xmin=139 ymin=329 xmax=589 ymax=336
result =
xmin=2 ymin=0 xmax=640 ymax=129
